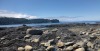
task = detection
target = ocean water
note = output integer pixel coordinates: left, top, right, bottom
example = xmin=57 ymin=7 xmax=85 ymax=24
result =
xmin=0 ymin=21 xmax=97 ymax=27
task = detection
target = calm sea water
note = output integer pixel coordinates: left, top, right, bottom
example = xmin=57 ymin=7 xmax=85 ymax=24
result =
xmin=0 ymin=21 xmax=97 ymax=27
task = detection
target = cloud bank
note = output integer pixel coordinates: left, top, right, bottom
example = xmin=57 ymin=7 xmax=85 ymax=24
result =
xmin=0 ymin=10 xmax=98 ymax=21
xmin=0 ymin=10 xmax=37 ymax=19
xmin=44 ymin=16 xmax=83 ymax=21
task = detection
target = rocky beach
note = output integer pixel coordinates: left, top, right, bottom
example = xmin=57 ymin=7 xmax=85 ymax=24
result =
xmin=0 ymin=23 xmax=100 ymax=51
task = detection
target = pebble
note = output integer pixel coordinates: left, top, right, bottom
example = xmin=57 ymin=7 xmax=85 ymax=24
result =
xmin=75 ymin=47 xmax=85 ymax=51
xmin=24 ymin=45 xmax=33 ymax=51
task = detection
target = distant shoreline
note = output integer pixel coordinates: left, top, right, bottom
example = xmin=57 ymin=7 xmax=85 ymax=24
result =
xmin=0 ymin=21 xmax=99 ymax=27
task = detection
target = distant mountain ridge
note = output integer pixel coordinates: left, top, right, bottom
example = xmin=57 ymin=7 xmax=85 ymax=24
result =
xmin=0 ymin=17 xmax=59 ymax=25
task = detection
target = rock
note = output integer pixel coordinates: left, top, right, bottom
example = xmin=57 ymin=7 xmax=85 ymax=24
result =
xmin=24 ymin=34 xmax=31 ymax=39
xmin=24 ymin=45 xmax=33 ymax=51
xmin=26 ymin=28 xmax=43 ymax=35
xmin=76 ymin=41 xmax=86 ymax=47
xmin=43 ymin=30 xmax=49 ymax=34
xmin=89 ymin=35 xmax=97 ymax=40
xmin=73 ymin=44 xmax=79 ymax=48
xmin=56 ymin=36 xmax=61 ymax=39
xmin=48 ymin=39 xmax=56 ymax=45
xmin=46 ymin=46 xmax=56 ymax=51
xmin=18 ymin=47 xmax=24 ymax=51
xmin=16 ymin=26 xmax=30 ymax=31
xmin=75 ymin=47 xmax=85 ymax=51
xmin=65 ymin=46 xmax=73 ymax=51
xmin=40 ymin=34 xmax=56 ymax=41
xmin=40 ymin=42 xmax=50 ymax=47
xmin=98 ymin=48 xmax=100 ymax=51
xmin=25 ymin=39 xmax=31 ymax=42
xmin=31 ymin=38 xmax=39 ymax=43
xmin=51 ymin=28 xmax=58 ymax=32
xmin=86 ymin=32 xmax=89 ymax=35
xmin=90 ymin=28 xmax=95 ymax=32
xmin=51 ymin=28 xmax=58 ymax=34
xmin=56 ymin=40 xmax=64 ymax=48
xmin=80 ymin=31 xmax=86 ymax=35
xmin=64 ymin=42 xmax=74 ymax=46
xmin=0 ymin=37 xmax=5 ymax=40
xmin=87 ymin=42 xmax=94 ymax=48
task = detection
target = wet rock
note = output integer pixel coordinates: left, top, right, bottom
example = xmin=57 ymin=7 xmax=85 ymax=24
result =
xmin=26 ymin=28 xmax=43 ymax=35
xmin=40 ymin=34 xmax=56 ymax=41
xmin=16 ymin=26 xmax=31 ymax=31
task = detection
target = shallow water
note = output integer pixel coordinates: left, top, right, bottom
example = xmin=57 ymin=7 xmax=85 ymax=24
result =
xmin=0 ymin=21 xmax=97 ymax=27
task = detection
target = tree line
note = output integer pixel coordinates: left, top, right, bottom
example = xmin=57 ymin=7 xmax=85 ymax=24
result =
xmin=0 ymin=17 xmax=59 ymax=25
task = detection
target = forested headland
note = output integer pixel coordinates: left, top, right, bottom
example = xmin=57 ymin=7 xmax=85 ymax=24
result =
xmin=0 ymin=17 xmax=59 ymax=25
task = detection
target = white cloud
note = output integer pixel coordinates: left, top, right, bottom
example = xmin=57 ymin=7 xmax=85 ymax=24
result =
xmin=44 ymin=16 xmax=82 ymax=21
xmin=0 ymin=10 xmax=38 ymax=19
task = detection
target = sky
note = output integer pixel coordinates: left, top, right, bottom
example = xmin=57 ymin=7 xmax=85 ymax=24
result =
xmin=0 ymin=0 xmax=100 ymax=21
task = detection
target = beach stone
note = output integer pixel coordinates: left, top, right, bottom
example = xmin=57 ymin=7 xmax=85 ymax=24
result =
xmin=46 ymin=46 xmax=56 ymax=51
xmin=89 ymin=35 xmax=97 ymax=40
xmin=26 ymin=28 xmax=43 ymax=35
xmin=75 ymin=47 xmax=85 ymax=51
xmin=66 ymin=46 xmax=73 ymax=51
xmin=43 ymin=30 xmax=49 ymax=34
xmin=51 ymin=28 xmax=58 ymax=34
xmin=87 ymin=42 xmax=94 ymax=48
xmin=24 ymin=45 xmax=33 ymax=51
xmin=98 ymin=48 xmax=100 ymax=51
xmin=31 ymin=38 xmax=39 ymax=43
xmin=80 ymin=31 xmax=86 ymax=35
xmin=76 ymin=41 xmax=85 ymax=47
xmin=16 ymin=26 xmax=30 ymax=31
xmin=64 ymin=42 xmax=74 ymax=46
xmin=18 ymin=47 xmax=24 ymax=51
xmin=56 ymin=36 xmax=61 ymax=39
xmin=40 ymin=34 xmax=56 ymax=41
xmin=51 ymin=28 xmax=58 ymax=32
xmin=25 ymin=39 xmax=31 ymax=42
xmin=57 ymin=40 xmax=64 ymax=48
xmin=24 ymin=34 xmax=31 ymax=39
xmin=48 ymin=39 xmax=56 ymax=45
xmin=73 ymin=44 xmax=79 ymax=48
xmin=40 ymin=42 xmax=50 ymax=47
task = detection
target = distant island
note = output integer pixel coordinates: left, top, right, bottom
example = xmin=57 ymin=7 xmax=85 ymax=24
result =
xmin=0 ymin=17 xmax=59 ymax=25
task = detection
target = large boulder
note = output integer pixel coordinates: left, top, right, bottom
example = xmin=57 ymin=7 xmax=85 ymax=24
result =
xmin=26 ymin=28 xmax=43 ymax=35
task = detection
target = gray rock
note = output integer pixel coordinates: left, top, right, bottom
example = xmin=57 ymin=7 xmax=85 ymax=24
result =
xmin=26 ymin=28 xmax=43 ymax=35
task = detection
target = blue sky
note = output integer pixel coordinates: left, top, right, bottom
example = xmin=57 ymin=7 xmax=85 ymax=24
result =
xmin=0 ymin=0 xmax=100 ymax=21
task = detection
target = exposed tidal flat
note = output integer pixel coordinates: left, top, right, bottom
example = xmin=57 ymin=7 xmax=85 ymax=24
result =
xmin=0 ymin=23 xmax=100 ymax=51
